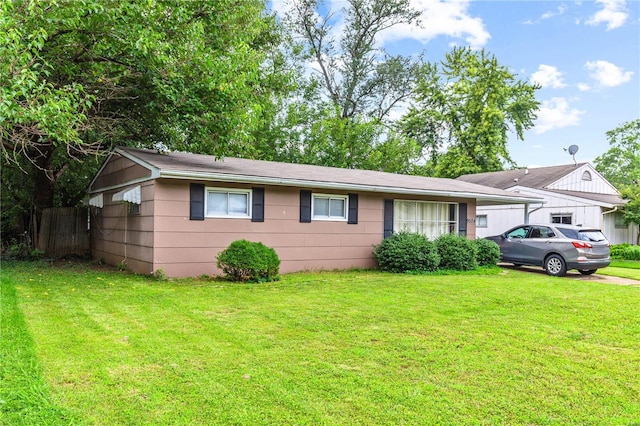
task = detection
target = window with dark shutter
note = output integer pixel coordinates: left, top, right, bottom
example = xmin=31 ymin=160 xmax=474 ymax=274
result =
xmin=458 ymin=203 xmax=467 ymax=236
xmin=190 ymin=183 xmax=205 ymax=221
xmin=347 ymin=193 xmax=358 ymax=224
xmin=252 ymin=187 xmax=265 ymax=222
xmin=300 ymin=190 xmax=312 ymax=223
xmin=383 ymin=199 xmax=394 ymax=238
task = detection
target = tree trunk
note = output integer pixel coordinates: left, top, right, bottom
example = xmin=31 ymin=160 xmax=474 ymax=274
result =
xmin=32 ymin=147 xmax=57 ymax=247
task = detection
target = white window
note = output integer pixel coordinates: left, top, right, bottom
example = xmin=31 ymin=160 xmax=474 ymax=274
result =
xmin=582 ymin=171 xmax=592 ymax=181
xmin=394 ymin=200 xmax=458 ymax=240
xmin=551 ymin=213 xmax=572 ymax=224
xmin=206 ymin=188 xmax=251 ymax=218
xmin=312 ymin=194 xmax=348 ymax=220
xmin=476 ymin=215 xmax=488 ymax=228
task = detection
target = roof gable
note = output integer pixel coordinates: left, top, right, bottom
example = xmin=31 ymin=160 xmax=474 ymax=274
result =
xmin=457 ymin=163 xmax=619 ymax=196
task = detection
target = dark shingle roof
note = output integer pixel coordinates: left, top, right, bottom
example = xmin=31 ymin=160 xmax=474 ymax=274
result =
xmin=113 ymin=147 xmax=543 ymax=205
xmin=456 ymin=164 xmax=626 ymax=207
xmin=457 ymin=164 xmax=587 ymax=190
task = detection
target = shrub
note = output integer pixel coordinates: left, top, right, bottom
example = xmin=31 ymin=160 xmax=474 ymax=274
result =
xmin=474 ymin=238 xmax=501 ymax=267
xmin=2 ymin=240 xmax=44 ymax=261
xmin=610 ymin=243 xmax=640 ymax=260
xmin=217 ymin=240 xmax=280 ymax=283
xmin=373 ymin=231 xmax=439 ymax=273
xmin=435 ymin=233 xmax=478 ymax=271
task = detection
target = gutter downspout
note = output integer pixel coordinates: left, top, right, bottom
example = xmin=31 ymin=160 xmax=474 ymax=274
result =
xmin=524 ymin=203 xmax=545 ymax=224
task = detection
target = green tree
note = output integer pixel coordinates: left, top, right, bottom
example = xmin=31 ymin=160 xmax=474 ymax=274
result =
xmin=594 ymin=119 xmax=640 ymax=244
xmin=0 ymin=0 xmax=289 ymax=240
xmin=593 ymin=119 xmax=640 ymax=188
xmin=276 ymin=0 xmax=423 ymax=172
xmin=399 ymin=47 xmax=540 ymax=178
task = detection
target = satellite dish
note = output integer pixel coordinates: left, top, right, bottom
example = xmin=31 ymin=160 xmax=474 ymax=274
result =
xmin=563 ymin=144 xmax=579 ymax=165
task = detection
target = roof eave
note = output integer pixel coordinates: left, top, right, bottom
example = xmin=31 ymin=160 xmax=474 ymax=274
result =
xmin=159 ymin=170 xmax=543 ymax=205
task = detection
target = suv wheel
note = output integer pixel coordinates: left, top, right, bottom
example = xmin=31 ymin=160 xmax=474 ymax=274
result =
xmin=545 ymin=254 xmax=567 ymax=277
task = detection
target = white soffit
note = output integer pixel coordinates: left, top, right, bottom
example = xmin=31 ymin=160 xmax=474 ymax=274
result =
xmin=88 ymin=193 xmax=104 ymax=208
xmin=112 ymin=186 xmax=141 ymax=204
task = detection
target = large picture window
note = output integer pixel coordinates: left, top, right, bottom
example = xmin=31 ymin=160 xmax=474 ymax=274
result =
xmin=394 ymin=200 xmax=458 ymax=240
xmin=206 ymin=188 xmax=251 ymax=218
xmin=312 ymin=194 xmax=347 ymax=221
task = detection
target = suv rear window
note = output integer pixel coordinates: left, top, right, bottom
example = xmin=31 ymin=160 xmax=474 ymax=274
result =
xmin=557 ymin=228 xmax=607 ymax=242
xmin=578 ymin=230 xmax=607 ymax=242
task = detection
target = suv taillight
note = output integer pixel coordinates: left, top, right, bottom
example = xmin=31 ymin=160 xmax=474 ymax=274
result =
xmin=572 ymin=241 xmax=592 ymax=249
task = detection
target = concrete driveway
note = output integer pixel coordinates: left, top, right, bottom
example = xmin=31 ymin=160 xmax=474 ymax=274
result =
xmin=498 ymin=264 xmax=640 ymax=286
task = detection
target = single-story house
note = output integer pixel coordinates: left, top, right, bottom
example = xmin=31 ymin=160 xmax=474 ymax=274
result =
xmin=88 ymin=147 xmax=543 ymax=277
xmin=457 ymin=162 xmax=638 ymax=245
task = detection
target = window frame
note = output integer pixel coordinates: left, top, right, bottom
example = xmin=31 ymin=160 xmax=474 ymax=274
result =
xmin=550 ymin=213 xmax=572 ymax=225
xmin=393 ymin=200 xmax=459 ymax=239
xmin=476 ymin=214 xmax=488 ymax=228
xmin=205 ymin=187 xmax=252 ymax=219
xmin=128 ymin=202 xmax=140 ymax=216
xmin=312 ymin=193 xmax=348 ymax=221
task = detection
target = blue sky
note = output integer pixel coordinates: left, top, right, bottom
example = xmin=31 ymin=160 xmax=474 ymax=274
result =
xmin=271 ymin=0 xmax=639 ymax=168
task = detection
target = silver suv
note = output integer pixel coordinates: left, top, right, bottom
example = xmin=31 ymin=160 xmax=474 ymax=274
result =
xmin=486 ymin=224 xmax=611 ymax=277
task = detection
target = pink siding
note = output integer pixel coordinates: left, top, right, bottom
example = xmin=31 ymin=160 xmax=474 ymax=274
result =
xmin=91 ymin=154 xmax=151 ymax=190
xmin=152 ymin=181 xmax=382 ymax=276
xmin=90 ymin=182 xmax=155 ymax=274
xmin=150 ymin=180 xmax=477 ymax=278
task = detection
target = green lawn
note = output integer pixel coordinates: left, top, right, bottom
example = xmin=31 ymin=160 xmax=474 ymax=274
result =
xmin=2 ymin=261 xmax=640 ymax=425
xmin=599 ymin=259 xmax=640 ymax=280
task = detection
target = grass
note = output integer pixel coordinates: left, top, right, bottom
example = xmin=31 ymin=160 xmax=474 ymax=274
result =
xmin=2 ymin=261 xmax=640 ymax=425
xmin=599 ymin=259 xmax=640 ymax=280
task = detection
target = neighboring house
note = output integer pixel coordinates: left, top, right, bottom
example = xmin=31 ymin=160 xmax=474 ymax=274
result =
xmin=457 ymin=163 xmax=638 ymax=245
xmin=88 ymin=147 xmax=543 ymax=277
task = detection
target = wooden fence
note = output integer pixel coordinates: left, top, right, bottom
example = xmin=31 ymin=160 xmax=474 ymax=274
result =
xmin=37 ymin=207 xmax=90 ymax=257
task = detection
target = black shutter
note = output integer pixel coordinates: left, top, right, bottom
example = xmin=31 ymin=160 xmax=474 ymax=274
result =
xmin=252 ymin=187 xmax=265 ymax=222
xmin=190 ymin=183 xmax=205 ymax=221
xmin=458 ymin=203 xmax=467 ymax=236
xmin=300 ymin=190 xmax=312 ymax=223
xmin=347 ymin=193 xmax=358 ymax=224
xmin=383 ymin=199 xmax=394 ymax=238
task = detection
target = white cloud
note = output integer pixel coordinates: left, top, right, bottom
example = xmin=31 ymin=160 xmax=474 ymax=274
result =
xmin=541 ymin=5 xmax=567 ymax=20
xmin=523 ymin=5 xmax=566 ymax=25
xmin=585 ymin=0 xmax=628 ymax=30
xmin=377 ymin=0 xmax=490 ymax=49
xmin=577 ymin=83 xmax=591 ymax=91
xmin=531 ymin=65 xmax=566 ymax=89
xmin=534 ymin=97 xmax=585 ymax=134
xmin=585 ymin=60 xmax=634 ymax=87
